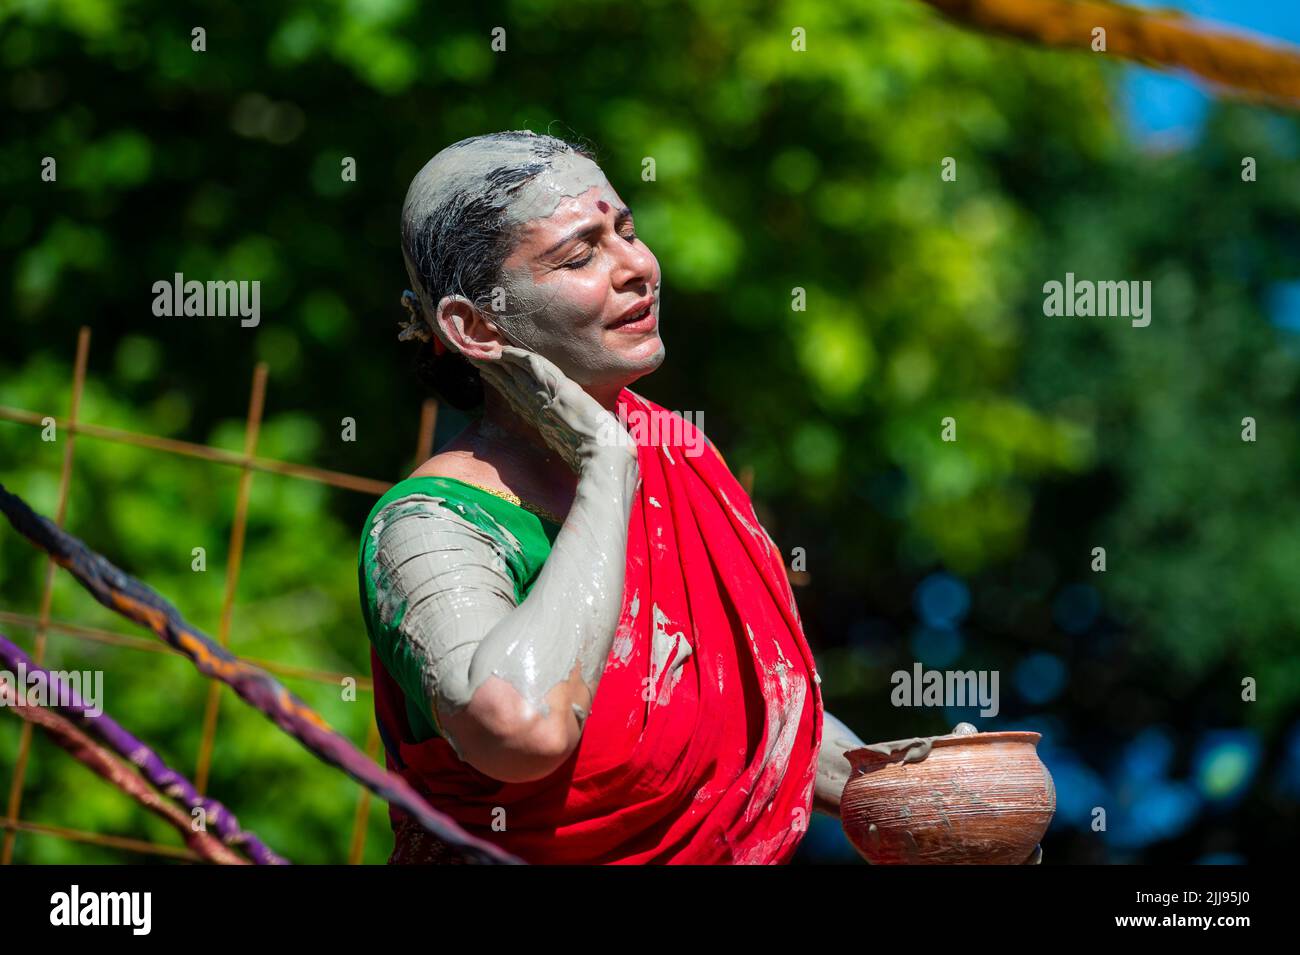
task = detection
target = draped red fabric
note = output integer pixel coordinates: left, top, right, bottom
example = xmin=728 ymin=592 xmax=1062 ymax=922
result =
xmin=372 ymin=388 xmax=824 ymax=864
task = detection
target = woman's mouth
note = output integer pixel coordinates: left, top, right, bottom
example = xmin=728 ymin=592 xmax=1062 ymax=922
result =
xmin=608 ymin=299 xmax=657 ymax=334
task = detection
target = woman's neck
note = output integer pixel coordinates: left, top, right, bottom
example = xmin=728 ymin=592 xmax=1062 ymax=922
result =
xmin=475 ymin=376 xmax=624 ymax=462
xmin=468 ymin=388 xmax=568 ymax=481
xmin=433 ymin=376 xmax=627 ymax=513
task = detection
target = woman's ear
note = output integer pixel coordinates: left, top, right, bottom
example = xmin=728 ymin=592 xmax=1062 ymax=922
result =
xmin=437 ymin=295 xmax=505 ymax=360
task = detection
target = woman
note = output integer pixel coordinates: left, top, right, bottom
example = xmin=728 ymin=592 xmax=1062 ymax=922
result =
xmin=358 ymin=130 xmax=868 ymax=864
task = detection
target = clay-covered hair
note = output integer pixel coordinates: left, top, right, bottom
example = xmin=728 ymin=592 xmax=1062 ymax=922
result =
xmin=399 ymin=130 xmax=596 ymax=412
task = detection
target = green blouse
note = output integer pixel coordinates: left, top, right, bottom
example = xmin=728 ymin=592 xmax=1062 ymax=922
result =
xmin=357 ymin=476 xmax=563 ymax=743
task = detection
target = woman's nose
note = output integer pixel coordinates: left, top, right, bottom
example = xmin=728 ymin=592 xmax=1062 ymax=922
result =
xmin=610 ymin=235 xmax=657 ymax=289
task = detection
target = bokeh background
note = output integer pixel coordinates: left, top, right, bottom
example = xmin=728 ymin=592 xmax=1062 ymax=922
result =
xmin=2 ymin=0 xmax=1297 ymax=864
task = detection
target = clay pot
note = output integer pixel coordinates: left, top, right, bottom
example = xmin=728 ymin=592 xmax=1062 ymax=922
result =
xmin=840 ymin=729 xmax=1055 ymax=864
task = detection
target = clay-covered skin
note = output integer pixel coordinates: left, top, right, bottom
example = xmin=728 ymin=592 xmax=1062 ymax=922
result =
xmin=813 ymin=710 xmax=868 ymax=816
xmin=390 ymin=139 xmax=876 ymax=810
xmin=818 ymin=722 xmax=969 ymax=814
xmin=400 ymin=139 xmax=664 ymax=396
xmin=398 ymin=156 xmax=1005 ymax=853
xmin=401 ymin=136 xmax=622 ymax=233
xmin=389 ymin=137 xmax=666 ymax=784
xmin=853 ymin=722 xmax=979 ymax=769
xmin=491 ymin=197 xmax=665 ymax=391
xmin=370 ymin=349 xmax=638 ymax=783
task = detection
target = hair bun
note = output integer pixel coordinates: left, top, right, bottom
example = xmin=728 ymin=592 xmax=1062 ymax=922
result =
xmin=397 ymin=289 xmax=434 ymax=343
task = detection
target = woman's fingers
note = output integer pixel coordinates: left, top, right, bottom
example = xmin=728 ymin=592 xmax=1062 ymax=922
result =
xmin=475 ymin=349 xmax=554 ymax=406
xmin=467 ymin=342 xmax=636 ymax=469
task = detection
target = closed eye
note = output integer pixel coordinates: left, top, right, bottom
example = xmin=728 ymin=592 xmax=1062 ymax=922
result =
xmin=563 ymin=247 xmax=595 ymax=269
xmin=564 ymin=233 xmax=638 ymax=269
xmin=557 ymin=209 xmax=637 ymax=268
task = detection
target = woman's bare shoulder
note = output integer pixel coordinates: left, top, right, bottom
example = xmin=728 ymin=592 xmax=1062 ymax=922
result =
xmin=407 ymin=431 xmax=576 ymax=522
xmin=408 ymin=449 xmax=511 ymax=496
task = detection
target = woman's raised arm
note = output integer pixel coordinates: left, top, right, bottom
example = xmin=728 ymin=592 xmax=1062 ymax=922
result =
xmin=370 ymin=346 xmax=638 ymax=783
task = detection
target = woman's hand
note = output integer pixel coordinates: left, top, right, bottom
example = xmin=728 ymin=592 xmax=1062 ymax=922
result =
xmin=382 ymin=343 xmax=640 ymax=782
xmin=468 ymin=345 xmax=636 ymax=473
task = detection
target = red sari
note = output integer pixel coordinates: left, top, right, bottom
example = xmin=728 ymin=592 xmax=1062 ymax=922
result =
xmin=372 ymin=388 xmax=824 ymax=863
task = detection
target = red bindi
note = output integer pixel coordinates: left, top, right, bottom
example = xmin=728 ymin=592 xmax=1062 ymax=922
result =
xmin=596 ymin=199 xmax=610 ymax=214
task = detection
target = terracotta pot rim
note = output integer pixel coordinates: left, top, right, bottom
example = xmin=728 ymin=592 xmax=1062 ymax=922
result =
xmin=933 ymin=729 xmax=1041 ymax=747
xmin=845 ymin=730 xmax=1043 ymax=768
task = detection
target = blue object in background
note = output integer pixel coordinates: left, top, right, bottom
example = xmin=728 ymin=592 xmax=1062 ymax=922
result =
xmin=1053 ymin=583 xmax=1101 ymax=635
xmin=1118 ymin=726 xmax=1177 ymax=784
xmin=1040 ymin=749 xmax=1110 ymax=831
xmin=910 ymin=625 xmax=964 ymax=669
xmin=914 ymin=572 xmax=970 ymax=630
xmin=1269 ymin=281 xmax=1300 ymax=334
xmin=1122 ymin=1 xmax=1300 ymax=144
xmin=797 ymin=811 xmax=863 ymax=863
xmin=1014 ymin=652 xmax=1069 ymax=705
xmin=1276 ymin=720 xmax=1300 ymax=798
xmin=1193 ymin=730 xmax=1262 ymax=806
xmin=1123 ymin=68 xmax=1209 ymax=146
xmin=1110 ymin=781 xmax=1201 ymax=849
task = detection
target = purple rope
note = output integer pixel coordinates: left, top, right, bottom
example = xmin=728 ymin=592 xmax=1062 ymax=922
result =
xmin=0 ymin=633 xmax=285 ymax=864
xmin=0 ymin=483 xmax=522 ymax=864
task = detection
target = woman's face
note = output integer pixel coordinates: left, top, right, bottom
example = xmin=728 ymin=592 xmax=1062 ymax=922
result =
xmin=494 ymin=173 xmax=665 ymax=391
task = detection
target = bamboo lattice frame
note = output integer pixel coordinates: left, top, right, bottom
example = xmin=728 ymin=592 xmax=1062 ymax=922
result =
xmin=0 ymin=326 xmax=442 ymax=864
